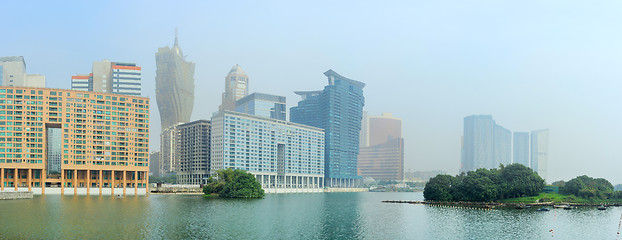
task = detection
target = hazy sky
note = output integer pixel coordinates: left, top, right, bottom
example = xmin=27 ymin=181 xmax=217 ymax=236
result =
xmin=3 ymin=1 xmax=622 ymax=183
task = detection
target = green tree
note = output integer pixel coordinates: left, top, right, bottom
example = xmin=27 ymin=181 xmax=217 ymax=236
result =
xmin=500 ymin=164 xmax=545 ymax=198
xmin=423 ymin=174 xmax=456 ymax=201
xmin=203 ymin=169 xmax=264 ymax=198
xmin=219 ymin=170 xmax=265 ymax=198
xmin=563 ymin=175 xmax=613 ymax=199
xmin=460 ymin=169 xmax=500 ymax=202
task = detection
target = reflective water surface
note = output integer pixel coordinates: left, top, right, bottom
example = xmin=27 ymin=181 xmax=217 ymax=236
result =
xmin=1 ymin=192 xmax=620 ymax=239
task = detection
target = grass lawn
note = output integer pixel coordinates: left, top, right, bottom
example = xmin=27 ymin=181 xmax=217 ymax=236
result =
xmin=499 ymin=192 xmax=622 ymax=204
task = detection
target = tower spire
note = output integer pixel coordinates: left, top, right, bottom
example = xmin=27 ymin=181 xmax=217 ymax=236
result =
xmin=174 ymin=27 xmax=179 ymax=46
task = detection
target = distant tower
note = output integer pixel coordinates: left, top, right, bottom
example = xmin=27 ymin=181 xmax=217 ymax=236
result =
xmin=235 ymin=92 xmax=286 ymax=121
xmin=155 ymin=31 xmax=196 ymax=131
xmin=513 ymin=132 xmax=530 ymax=167
xmin=71 ymin=60 xmax=142 ymax=96
xmin=219 ymin=64 xmax=249 ymax=111
xmin=358 ymin=113 xmax=404 ymax=181
xmin=0 ymin=56 xmax=46 ymax=87
xmin=461 ymin=115 xmax=511 ymax=172
xmin=531 ymin=129 xmax=549 ymax=181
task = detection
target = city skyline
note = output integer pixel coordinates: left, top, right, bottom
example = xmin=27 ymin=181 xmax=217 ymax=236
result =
xmin=3 ymin=1 xmax=622 ymax=183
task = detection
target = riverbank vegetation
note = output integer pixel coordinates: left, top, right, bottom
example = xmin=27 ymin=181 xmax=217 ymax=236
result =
xmin=202 ymin=169 xmax=264 ymax=198
xmin=425 ymin=164 xmax=622 ymax=204
xmin=424 ymin=164 xmax=544 ymax=202
xmin=501 ymin=175 xmax=622 ymax=204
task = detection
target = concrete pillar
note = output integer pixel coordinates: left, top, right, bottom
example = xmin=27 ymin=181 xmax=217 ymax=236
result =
xmin=60 ymin=169 xmax=65 ymax=195
xmin=134 ymin=171 xmax=138 ymax=196
xmin=260 ymin=175 xmax=264 ymax=188
xmin=145 ymin=171 xmax=149 ymax=194
xmin=73 ymin=169 xmax=77 ymax=195
xmin=14 ymin=168 xmax=18 ymax=191
xmin=111 ymin=170 xmax=114 ymax=196
xmin=41 ymin=169 xmax=45 ymax=195
xmin=28 ymin=168 xmax=32 ymax=192
xmin=123 ymin=170 xmax=126 ymax=196
xmin=99 ymin=170 xmax=102 ymax=196
xmin=1 ymin=168 xmax=4 ymax=191
xmin=86 ymin=170 xmax=90 ymax=196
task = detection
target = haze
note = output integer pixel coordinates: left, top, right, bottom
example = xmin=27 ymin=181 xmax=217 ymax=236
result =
xmin=2 ymin=1 xmax=621 ymax=183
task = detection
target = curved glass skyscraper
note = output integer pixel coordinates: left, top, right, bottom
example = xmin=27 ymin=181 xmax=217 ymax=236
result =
xmin=155 ymin=34 xmax=195 ymax=131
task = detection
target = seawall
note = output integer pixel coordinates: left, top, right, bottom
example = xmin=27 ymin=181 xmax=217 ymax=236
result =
xmin=324 ymin=188 xmax=369 ymax=193
xmin=0 ymin=191 xmax=33 ymax=200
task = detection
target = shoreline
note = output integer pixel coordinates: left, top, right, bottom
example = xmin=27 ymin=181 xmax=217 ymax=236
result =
xmin=382 ymin=200 xmax=621 ymax=208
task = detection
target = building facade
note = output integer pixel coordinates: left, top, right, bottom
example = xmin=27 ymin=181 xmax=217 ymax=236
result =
xmin=291 ymin=69 xmax=365 ymax=187
xmin=493 ymin=124 xmax=512 ymax=168
xmin=211 ymin=111 xmax=325 ymax=192
xmin=159 ymin=123 xmax=181 ymax=176
xmin=71 ymin=60 xmax=142 ymax=96
xmin=461 ymin=115 xmax=494 ymax=172
xmin=176 ymin=120 xmax=210 ymax=185
xmin=155 ymin=34 xmax=195 ymax=131
xmin=149 ymin=151 xmax=160 ymax=177
xmin=0 ymin=87 xmax=149 ymax=195
xmin=357 ymin=113 xmax=404 ymax=181
xmin=461 ymin=115 xmax=512 ymax=172
xmin=235 ymin=92 xmax=286 ymax=121
xmin=219 ymin=64 xmax=249 ymax=111
xmin=513 ymin=132 xmax=530 ymax=167
xmin=531 ymin=129 xmax=549 ymax=182
xmin=0 ymin=56 xmax=46 ymax=87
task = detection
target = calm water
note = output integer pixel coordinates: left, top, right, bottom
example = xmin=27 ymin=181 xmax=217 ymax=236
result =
xmin=1 ymin=192 xmax=621 ymax=239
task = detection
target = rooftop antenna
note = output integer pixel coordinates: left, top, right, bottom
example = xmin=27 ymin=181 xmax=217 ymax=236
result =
xmin=174 ymin=27 xmax=179 ymax=46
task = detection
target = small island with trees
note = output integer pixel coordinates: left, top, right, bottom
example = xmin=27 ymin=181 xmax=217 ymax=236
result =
xmin=203 ymin=169 xmax=265 ymax=198
xmin=422 ymin=163 xmax=622 ymax=207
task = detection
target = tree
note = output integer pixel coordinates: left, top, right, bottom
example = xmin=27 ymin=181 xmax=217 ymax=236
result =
xmin=423 ymin=174 xmax=456 ymax=201
xmin=460 ymin=169 xmax=500 ymax=202
xmin=563 ymin=175 xmax=613 ymax=199
xmin=500 ymin=164 xmax=545 ymax=198
xmin=219 ymin=170 xmax=264 ymax=198
xmin=203 ymin=169 xmax=264 ymax=198
xmin=423 ymin=164 xmax=544 ymax=202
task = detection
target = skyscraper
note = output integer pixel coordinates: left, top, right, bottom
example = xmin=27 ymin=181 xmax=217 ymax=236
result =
xmin=461 ymin=115 xmax=495 ymax=172
xmin=493 ymin=124 xmax=512 ymax=168
xmin=159 ymin=123 xmax=181 ymax=176
xmin=513 ymin=132 xmax=530 ymax=167
xmin=235 ymin=92 xmax=286 ymax=121
xmin=71 ymin=60 xmax=142 ymax=96
xmin=0 ymin=56 xmax=46 ymax=87
xmin=219 ymin=64 xmax=249 ymax=111
xmin=461 ymin=115 xmax=511 ymax=172
xmin=357 ymin=113 xmax=404 ymax=181
xmin=176 ymin=120 xmax=210 ymax=185
xmin=531 ymin=129 xmax=549 ymax=181
xmin=291 ymin=69 xmax=365 ymax=187
xmin=155 ymin=33 xmax=195 ymax=131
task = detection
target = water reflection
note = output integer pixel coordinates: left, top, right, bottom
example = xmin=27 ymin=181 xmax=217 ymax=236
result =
xmin=2 ymin=193 xmax=622 ymax=239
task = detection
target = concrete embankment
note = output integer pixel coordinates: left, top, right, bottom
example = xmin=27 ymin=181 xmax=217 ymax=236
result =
xmin=0 ymin=191 xmax=33 ymax=200
xmin=324 ymin=188 xmax=369 ymax=193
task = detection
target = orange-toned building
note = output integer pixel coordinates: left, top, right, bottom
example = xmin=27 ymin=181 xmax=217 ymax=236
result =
xmin=0 ymin=87 xmax=149 ymax=195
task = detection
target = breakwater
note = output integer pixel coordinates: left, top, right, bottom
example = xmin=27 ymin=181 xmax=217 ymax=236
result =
xmin=0 ymin=191 xmax=33 ymax=200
